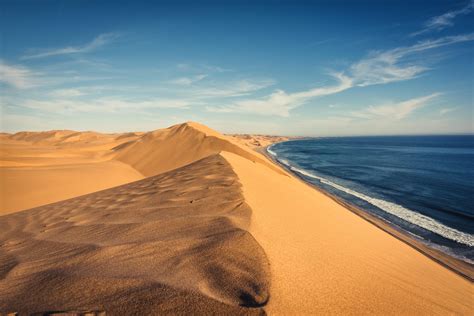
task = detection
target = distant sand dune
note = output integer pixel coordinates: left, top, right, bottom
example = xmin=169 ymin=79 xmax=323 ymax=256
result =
xmin=114 ymin=121 xmax=284 ymax=176
xmin=0 ymin=130 xmax=143 ymax=214
xmin=0 ymin=122 xmax=283 ymax=214
xmin=0 ymin=160 xmax=143 ymax=214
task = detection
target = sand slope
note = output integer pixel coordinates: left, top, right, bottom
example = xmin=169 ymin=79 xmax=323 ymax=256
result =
xmin=0 ymin=161 xmax=143 ymax=214
xmin=223 ymin=151 xmax=473 ymax=315
xmin=114 ymin=122 xmax=283 ymax=177
xmin=0 ymin=131 xmax=143 ymax=214
xmin=0 ymin=122 xmax=283 ymax=214
xmin=0 ymin=154 xmax=269 ymax=314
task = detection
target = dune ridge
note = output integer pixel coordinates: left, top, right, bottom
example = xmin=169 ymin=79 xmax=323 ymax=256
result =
xmin=113 ymin=121 xmax=284 ymax=177
xmin=0 ymin=122 xmax=284 ymax=215
xmin=0 ymin=154 xmax=269 ymax=314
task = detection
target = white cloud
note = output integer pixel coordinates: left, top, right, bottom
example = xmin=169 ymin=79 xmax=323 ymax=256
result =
xmin=202 ymin=64 xmax=232 ymax=72
xmin=21 ymin=33 xmax=120 ymax=60
xmin=350 ymin=93 xmax=441 ymax=120
xmin=411 ymin=1 xmax=473 ymax=37
xmin=207 ymin=73 xmax=352 ymax=117
xmin=439 ymin=107 xmax=456 ymax=115
xmin=0 ymin=60 xmax=37 ymax=89
xmin=168 ymin=74 xmax=207 ymax=85
xmin=351 ymin=34 xmax=474 ymax=86
xmin=20 ymin=97 xmax=191 ymax=114
xmin=205 ymin=33 xmax=473 ymax=117
xmin=191 ymin=79 xmax=275 ymax=98
xmin=176 ymin=63 xmax=231 ymax=73
xmin=49 ymin=89 xmax=84 ymax=98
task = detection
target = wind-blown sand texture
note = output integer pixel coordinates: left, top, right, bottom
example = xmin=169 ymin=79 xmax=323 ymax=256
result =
xmin=0 ymin=131 xmax=143 ymax=214
xmin=0 ymin=122 xmax=472 ymax=314
xmin=0 ymin=154 xmax=269 ymax=314
xmin=0 ymin=123 xmax=281 ymax=214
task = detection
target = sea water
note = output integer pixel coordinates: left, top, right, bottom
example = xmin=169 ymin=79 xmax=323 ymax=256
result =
xmin=268 ymin=135 xmax=474 ymax=263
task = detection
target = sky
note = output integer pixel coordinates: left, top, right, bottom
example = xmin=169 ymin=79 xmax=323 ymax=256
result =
xmin=0 ymin=0 xmax=473 ymax=136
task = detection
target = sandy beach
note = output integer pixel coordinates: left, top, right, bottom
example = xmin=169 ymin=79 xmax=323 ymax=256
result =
xmin=0 ymin=122 xmax=472 ymax=314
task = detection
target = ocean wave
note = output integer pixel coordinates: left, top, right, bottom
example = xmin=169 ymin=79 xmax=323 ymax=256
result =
xmin=266 ymin=145 xmax=277 ymax=156
xmin=289 ymin=165 xmax=474 ymax=247
xmin=269 ymin=149 xmax=474 ymax=247
xmin=278 ymin=158 xmax=291 ymax=167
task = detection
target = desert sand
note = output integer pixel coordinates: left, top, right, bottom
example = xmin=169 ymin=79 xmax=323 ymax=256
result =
xmin=0 ymin=122 xmax=472 ymax=314
xmin=0 ymin=131 xmax=143 ymax=214
xmin=227 ymin=134 xmax=292 ymax=149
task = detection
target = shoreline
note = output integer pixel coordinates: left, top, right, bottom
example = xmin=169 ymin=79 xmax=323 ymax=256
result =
xmin=259 ymin=143 xmax=474 ymax=282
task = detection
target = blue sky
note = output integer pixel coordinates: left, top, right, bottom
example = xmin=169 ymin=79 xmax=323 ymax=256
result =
xmin=0 ymin=0 xmax=473 ymax=136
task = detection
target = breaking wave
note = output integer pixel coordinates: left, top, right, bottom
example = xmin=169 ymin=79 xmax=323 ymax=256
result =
xmin=268 ymin=147 xmax=474 ymax=247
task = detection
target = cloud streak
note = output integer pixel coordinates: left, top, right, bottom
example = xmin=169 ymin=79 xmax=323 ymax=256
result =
xmin=350 ymin=33 xmax=474 ymax=86
xmin=411 ymin=1 xmax=473 ymax=37
xmin=21 ymin=33 xmax=120 ymax=60
xmin=349 ymin=93 xmax=441 ymax=120
xmin=0 ymin=60 xmax=37 ymax=89
xmin=49 ymin=89 xmax=85 ymax=98
xmin=191 ymin=79 xmax=275 ymax=98
xmin=207 ymin=73 xmax=352 ymax=117
xmin=439 ymin=107 xmax=456 ymax=115
xmin=19 ymin=97 xmax=191 ymax=114
xmin=168 ymin=74 xmax=208 ymax=85
xmin=207 ymin=33 xmax=473 ymax=117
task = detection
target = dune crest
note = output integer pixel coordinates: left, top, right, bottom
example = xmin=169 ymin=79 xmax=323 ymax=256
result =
xmin=0 ymin=154 xmax=270 ymax=314
xmin=0 ymin=122 xmax=286 ymax=214
xmin=114 ymin=121 xmax=285 ymax=177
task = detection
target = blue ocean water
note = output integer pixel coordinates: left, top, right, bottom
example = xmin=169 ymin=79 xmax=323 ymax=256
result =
xmin=268 ymin=135 xmax=474 ymax=263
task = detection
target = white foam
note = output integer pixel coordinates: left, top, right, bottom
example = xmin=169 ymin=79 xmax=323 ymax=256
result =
xmin=288 ymin=165 xmax=474 ymax=247
xmin=266 ymin=145 xmax=277 ymax=156
xmin=278 ymin=158 xmax=291 ymax=167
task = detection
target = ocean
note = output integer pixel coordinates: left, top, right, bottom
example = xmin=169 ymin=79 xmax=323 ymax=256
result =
xmin=267 ymin=135 xmax=474 ymax=263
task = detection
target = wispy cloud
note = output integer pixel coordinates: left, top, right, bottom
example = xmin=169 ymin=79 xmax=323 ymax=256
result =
xmin=168 ymin=74 xmax=208 ymax=85
xmin=309 ymin=38 xmax=337 ymax=47
xmin=191 ymin=79 xmax=275 ymax=98
xmin=411 ymin=1 xmax=474 ymax=37
xmin=439 ymin=107 xmax=456 ymax=115
xmin=21 ymin=33 xmax=120 ymax=60
xmin=20 ymin=97 xmax=191 ymax=114
xmin=0 ymin=60 xmax=37 ymax=89
xmin=176 ymin=63 xmax=232 ymax=73
xmin=350 ymin=33 xmax=474 ymax=86
xmin=207 ymin=73 xmax=352 ymax=117
xmin=49 ymin=89 xmax=85 ymax=98
xmin=350 ymin=93 xmax=441 ymax=120
xmin=206 ymin=33 xmax=473 ymax=117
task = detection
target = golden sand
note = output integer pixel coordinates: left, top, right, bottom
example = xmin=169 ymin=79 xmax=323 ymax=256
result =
xmin=0 ymin=122 xmax=472 ymax=314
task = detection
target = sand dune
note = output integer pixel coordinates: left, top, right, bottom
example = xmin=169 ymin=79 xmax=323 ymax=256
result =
xmin=0 ymin=131 xmax=143 ymax=214
xmin=0 ymin=154 xmax=269 ymax=314
xmin=0 ymin=161 xmax=143 ymax=214
xmin=228 ymin=134 xmax=292 ymax=149
xmin=0 ymin=123 xmax=284 ymax=214
xmin=0 ymin=122 xmax=472 ymax=314
xmin=114 ymin=122 xmax=283 ymax=176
